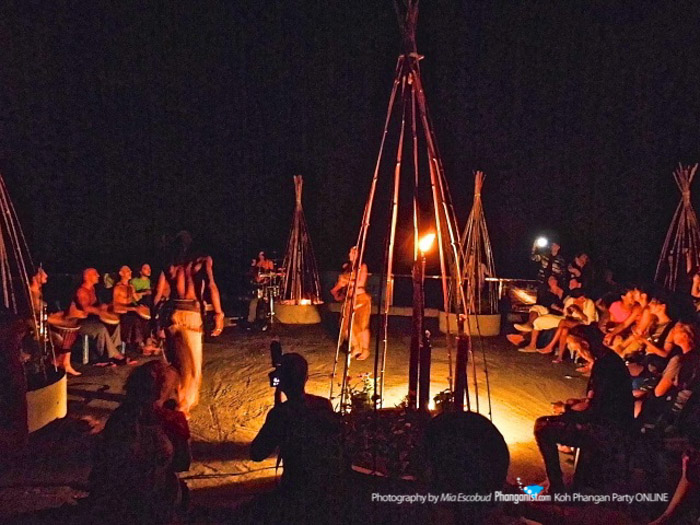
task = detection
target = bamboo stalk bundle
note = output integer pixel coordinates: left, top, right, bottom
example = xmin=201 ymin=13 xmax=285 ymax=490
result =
xmin=655 ymin=163 xmax=700 ymax=291
xmin=0 ymin=173 xmax=37 ymax=326
xmin=280 ymin=175 xmax=323 ymax=305
xmin=460 ymin=171 xmax=498 ymax=315
xmin=330 ymin=0 xmax=492 ymax=418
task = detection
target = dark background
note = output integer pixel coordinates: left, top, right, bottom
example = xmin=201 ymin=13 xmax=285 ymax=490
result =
xmin=2 ymin=1 xmax=700 ymax=292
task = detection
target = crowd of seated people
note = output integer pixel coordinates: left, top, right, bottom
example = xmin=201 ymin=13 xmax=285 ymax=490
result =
xmin=524 ymin=246 xmax=700 ymax=506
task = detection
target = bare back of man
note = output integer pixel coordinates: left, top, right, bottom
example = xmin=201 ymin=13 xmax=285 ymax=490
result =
xmin=154 ymin=250 xmax=224 ymax=416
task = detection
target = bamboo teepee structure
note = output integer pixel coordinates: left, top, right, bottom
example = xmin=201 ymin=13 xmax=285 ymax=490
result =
xmin=655 ymin=163 xmax=700 ymax=291
xmin=0 ymin=173 xmax=38 ymax=325
xmin=280 ymin=175 xmax=322 ymax=305
xmin=460 ymin=171 xmax=498 ymax=315
xmin=330 ymin=0 xmax=489 ymax=415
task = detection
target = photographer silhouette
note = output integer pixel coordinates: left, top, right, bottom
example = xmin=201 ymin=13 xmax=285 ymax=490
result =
xmin=252 ymin=352 xmax=343 ymax=489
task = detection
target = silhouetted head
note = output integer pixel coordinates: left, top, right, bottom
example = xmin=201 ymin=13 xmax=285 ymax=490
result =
xmin=171 ymin=230 xmax=195 ymax=264
xmin=425 ymin=411 xmax=509 ymax=494
xmin=575 ymin=252 xmax=589 ymax=266
xmin=123 ymin=361 xmax=165 ymax=406
xmin=279 ymin=352 xmax=308 ymax=398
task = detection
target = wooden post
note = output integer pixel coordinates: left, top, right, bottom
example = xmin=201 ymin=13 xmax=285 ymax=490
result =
xmin=408 ymin=256 xmax=424 ymax=409
xmin=454 ymin=315 xmax=470 ymax=411
xmin=418 ymin=329 xmax=432 ymax=410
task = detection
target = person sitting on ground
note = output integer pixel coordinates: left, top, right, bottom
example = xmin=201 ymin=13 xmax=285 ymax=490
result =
xmin=69 ymin=268 xmax=133 ymax=366
xmin=531 ymin=240 xmax=565 ymax=286
xmin=539 ymin=289 xmax=598 ymax=361
xmin=513 ymin=275 xmax=565 ymax=333
xmin=534 ymin=339 xmax=634 ymax=493
xmin=520 ymin=289 xmax=596 ymax=354
xmin=611 ymin=290 xmax=662 ymax=358
xmin=509 ymin=276 xmax=564 ymax=348
xmin=86 ymin=361 xmax=190 ymax=524
xmin=636 ymin=323 xmax=700 ymax=421
xmin=625 ymin=297 xmax=677 ymax=386
xmin=603 ymin=286 xmax=650 ymax=348
xmin=597 ymin=290 xmax=633 ymax=333
xmin=113 ymin=265 xmax=150 ymax=354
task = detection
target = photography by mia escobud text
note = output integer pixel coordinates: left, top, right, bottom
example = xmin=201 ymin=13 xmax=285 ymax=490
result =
xmin=371 ymin=491 xmax=669 ymax=505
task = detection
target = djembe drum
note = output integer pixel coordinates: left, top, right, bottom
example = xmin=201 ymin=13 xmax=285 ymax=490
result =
xmin=47 ymin=312 xmax=80 ymax=354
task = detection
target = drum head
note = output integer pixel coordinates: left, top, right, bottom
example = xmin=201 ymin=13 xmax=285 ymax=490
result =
xmin=47 ymin=312 xmax=79 ymax=330
xmin=100 ymin=312 xmax=120 ymax=325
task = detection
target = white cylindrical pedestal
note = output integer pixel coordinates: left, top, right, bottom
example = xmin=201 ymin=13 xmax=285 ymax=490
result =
xmin=26 ymin=372 xmax=68 ymax=433
xmin=275 ymin=303 xmax=322 ymax=325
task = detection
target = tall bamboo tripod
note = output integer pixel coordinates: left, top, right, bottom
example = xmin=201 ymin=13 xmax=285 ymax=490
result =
xmin=330 ymin=0 xmax=471 ymax=413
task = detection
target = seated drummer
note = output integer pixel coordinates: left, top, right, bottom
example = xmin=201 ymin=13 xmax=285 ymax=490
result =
xmin=246 ymin=252 xmax=275 ymax=325
xmin=32 ymin=267 xmax=82 ymax=376
xmin=70 ymin=268 xmax=133 ymax=366
xmin=130 ymin=263 xmax=153 ymax=306
xmin=113 ymin=266 xmax=150 ymax=354
xmin=29 ymin=266 xmax=48 ymax=318
xmin=129 ymin=263 xmax=159 ymax=354
xmin=255 ymin=251 xmax=275 ymax=275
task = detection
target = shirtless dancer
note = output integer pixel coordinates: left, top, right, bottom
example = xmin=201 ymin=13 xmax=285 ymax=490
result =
xmin=153 ymin=232 xmax=225 ymax=415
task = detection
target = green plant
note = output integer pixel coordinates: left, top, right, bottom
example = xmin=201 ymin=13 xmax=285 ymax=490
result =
xmin=347 ymin=372 xmax=373 ymax=413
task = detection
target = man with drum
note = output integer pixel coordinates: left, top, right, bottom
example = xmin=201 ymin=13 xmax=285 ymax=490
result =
xmin=69 ymin=268 xmax=133 ymax=366
xmin=113 ymin=265 xmax=151 ymax=353
xmin=32 ymin=267 xmax=82 ymax=376
xmin=246 ymin=251 xmax=278 ymax=326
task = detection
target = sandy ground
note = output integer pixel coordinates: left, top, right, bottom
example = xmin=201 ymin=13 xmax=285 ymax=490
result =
xmin=0 ymin=315 xmax=681 ymax=523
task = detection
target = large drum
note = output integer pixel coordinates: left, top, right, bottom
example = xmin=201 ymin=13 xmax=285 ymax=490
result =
xmin=99 ymin=311 xmax=120 ymax=325
xmin=47 ymin=312 xmax=80 ymax=352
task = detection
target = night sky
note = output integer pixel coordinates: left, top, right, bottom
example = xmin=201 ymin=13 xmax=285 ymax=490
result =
xmin=2 ymin=1 xmax=700 ymax=288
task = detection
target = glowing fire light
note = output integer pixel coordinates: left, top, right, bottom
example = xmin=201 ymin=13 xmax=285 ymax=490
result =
xmin=418 ymin=233 xmax=436 ymax=255
xmin=298 ymin=299 xmax=312 ymax=305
